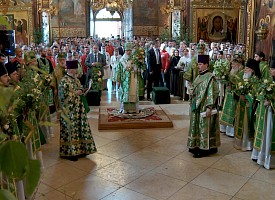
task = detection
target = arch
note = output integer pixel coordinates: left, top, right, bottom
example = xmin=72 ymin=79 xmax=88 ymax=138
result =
xmin=91 ymin=8 xmax=122 ymax=38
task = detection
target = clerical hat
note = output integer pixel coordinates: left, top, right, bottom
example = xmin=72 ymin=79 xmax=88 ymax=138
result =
xmin=124 ymin=42 xmax=133 ymax=51
xmin=255 ymin=51 xmax=265 ymax=59
xmin=5 ymin=62 xmax=17 ymax=75
xmin=66 ymin=60 xmax=78 ymax=69
xmin=57 ymin=52 xmax=66 ymax=59
xmin=0 ymin=62 xmax=8 ymax=77
xmin=24 ymin=50 xmax=37 ymax=65
xmin=197 ymin=55 xmax=209 ymax=64
xmin=245 ymin=58 xmax=261 ymax=78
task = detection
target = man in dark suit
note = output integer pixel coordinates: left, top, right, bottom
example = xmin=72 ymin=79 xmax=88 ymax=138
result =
xmin=85 ymin=44 xmax=106 ymax=85
xmin=147 ymin=39 xmax=162 ymax=100
xmin=118 ymin=39 xmax=125 ymax=56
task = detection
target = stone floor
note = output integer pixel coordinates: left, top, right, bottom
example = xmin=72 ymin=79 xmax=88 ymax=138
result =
xmin=34 ymin=86 xmax=275 ymax=200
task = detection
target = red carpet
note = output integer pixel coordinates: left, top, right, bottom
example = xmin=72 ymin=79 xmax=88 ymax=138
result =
xmin=98 ymin=105 xmax=173 ymax=130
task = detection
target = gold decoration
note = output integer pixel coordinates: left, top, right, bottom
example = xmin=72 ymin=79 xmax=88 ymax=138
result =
xmin=90 ymin=0 xmax=132 ymax=14
xmin=245 ymin=0 xmax=255 ymax=59
xmin=160 ymin=0 xmax=175 ymax=14
xmin=191 ymin=0 xmax=246 ymax=44
xmin=38 ymin=0 xmax=57 ymax=15
xmin=0 ymin=4 xmax=33 ymax=45
xmin=0 ymin=0 xmax=9 ymax=15
xmin=254 ymin=1 xmax=270 ymax=41
xmin=255 ymin=18 xmax=268 ymax=40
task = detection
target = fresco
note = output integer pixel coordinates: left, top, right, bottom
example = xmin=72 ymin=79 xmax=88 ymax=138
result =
xmin=51 ymin=0 xmax=86 ymax=27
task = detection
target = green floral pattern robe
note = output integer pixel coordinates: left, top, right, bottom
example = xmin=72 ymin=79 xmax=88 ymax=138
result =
xmin=58 ymin=74 xmax=96 ymax=156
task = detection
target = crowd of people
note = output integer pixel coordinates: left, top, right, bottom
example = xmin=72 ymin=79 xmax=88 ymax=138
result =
xmin=1 ymin=35 xmax=275 ymax=198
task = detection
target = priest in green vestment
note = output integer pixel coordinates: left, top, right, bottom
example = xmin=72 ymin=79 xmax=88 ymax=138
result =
xmin=234 ymin=58 xmax=261 ymax=151
xmin=183 ymin=42 xmax=206 ymax=83
xmin=58 ymin=60 xmax=97 ymax=161
xmin=251 ymin=60 xmax=275 ymax=169
xmin=220 ymin=59 xmax=243 ymax=137
xmin=116 ymin=42 xmax=142 ymax=113
xmin=188 ymin=55 xmax=220 ymax=158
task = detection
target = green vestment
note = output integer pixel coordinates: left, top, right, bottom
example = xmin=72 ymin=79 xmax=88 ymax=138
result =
xmin=188 ymin=71 xmax=220 ymax=150
xmin=51 ymin=64 xmax=66 ymax=111
xmin=58 ymin=74 xmax=96 ymax=157
xmin=183 ymin=56 xmax=199 ymax=83
xmin=117 ymin=54 xmax=143 ymax=113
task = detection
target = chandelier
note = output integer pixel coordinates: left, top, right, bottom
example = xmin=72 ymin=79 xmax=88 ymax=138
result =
xmin=90 ymin=0 xmax=133 ymax=15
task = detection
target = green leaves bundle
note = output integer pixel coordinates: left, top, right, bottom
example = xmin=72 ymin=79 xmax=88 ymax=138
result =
xmin=213 ymin=59 xmax=231 ymax=83
xmin=232 ymin=75 xmax=259 ymax=96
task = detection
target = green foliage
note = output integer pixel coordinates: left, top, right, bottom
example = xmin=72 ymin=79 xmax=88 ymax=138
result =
xmin=90 ymin=64 xmax=103 ymax=90
xmin=33 ymin=28 xmax=44 ymax=45
xmin=257 ymin=79 xmax=275 ymax=101
xmin=131 ymin=47 xmax=146 ymax=71
xmin=232 ymin=75 xmax=259 ymax=96
xmin=213 ymin=59 xmax=231 ymax=83
xmin=0 ymin=141 xmax=28 ymax=180
xmin=159 ymin=23 xmax=192 ymax=46
xmin=0 ymin=190 xmax=17 ymax=200
xmin=0 ymin=141 xmax=41 ymax=197
xmin=25 ymin=159 xmax=41 ymax=196
xmin=159 ymin=26 xmax=171 ymax=42
xmin=172 ymin=23 xmax=192 ymax=45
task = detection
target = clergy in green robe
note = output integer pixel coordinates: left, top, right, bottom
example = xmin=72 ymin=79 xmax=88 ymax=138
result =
xmin=254 ymin=51 xmax=269 ymax=80
xmin=37 ymin=48 xmax=54 ymax=143
xmin=234 ymin=58 xmax=261 ymax=151
xmin=58 ymin=60 xmax=96 ymax=161
xmin=51 ymin=52 xmax=66 ymax=118
xmin=116 ymin=42 xmax=141 ymax=113
xmin=220 ymin=59 xmax=243 ymax=137
xmin=188 ymin=55 xmax=220 ymax=158
xmin=251 ymin=60 xmax=275 ymax=169
xmin=183 ymin=42 xmax=206 ymax=97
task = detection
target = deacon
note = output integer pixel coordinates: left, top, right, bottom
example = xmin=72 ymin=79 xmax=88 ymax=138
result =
xmin=58 ymin=60 xmax=97 ymax=161
xmin=188 ymin=55 xmax=220 ymax=158
xmin=254 ymin=51 xmax=270 ymax=80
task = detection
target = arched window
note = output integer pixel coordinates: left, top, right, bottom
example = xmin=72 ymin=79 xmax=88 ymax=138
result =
xmin=90 ymin=8 xmax=122 ymax=38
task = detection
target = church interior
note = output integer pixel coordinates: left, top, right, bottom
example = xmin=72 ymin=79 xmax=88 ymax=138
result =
xmin=0 ymin=0 xmax=275 ymax=200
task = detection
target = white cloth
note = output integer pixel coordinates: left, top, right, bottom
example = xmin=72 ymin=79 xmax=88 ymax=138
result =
xmin=251 ymin=106 xmax=275 ymax=169
xmin=177 ymin=56 xmax=191 ymax=70
xmin=102 ymin=52 xmax=111 ymax=79
xmin=220 ymin=124 xmax=226 ymax=132
xmin=110 ymin=54 xmax=121 ymax=81
xmin=226 ymin=126 xmax=234 ymax=137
